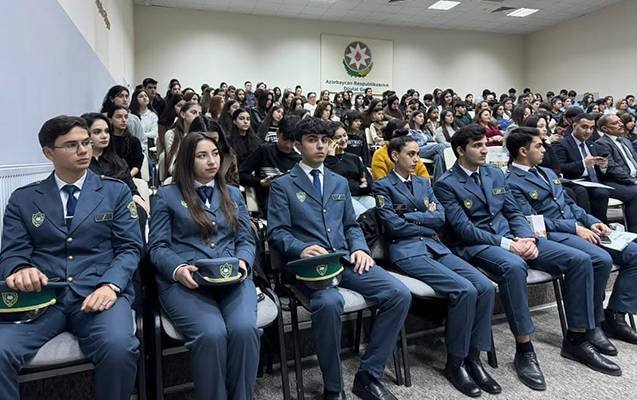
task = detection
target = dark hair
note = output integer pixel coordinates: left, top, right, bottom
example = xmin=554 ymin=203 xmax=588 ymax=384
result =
xmin=314 ymin=101 xmax=333 ymax=120
xmin=573 ymin=113 xmax=596 ymax=125
xmin=173 ymin=132 xmax=237 ymax=241
xmin=326 ymin=121 xmax=346 ymax=137
xmin=382 ymin=119 xmax=408 ymax=141
xmin=38 ymin=115 xmax=88 ymax=148
xmin=106 ymin=104 xmax=129 ymax=120
xmin=165 ymin=101 xmax=201 ymax=174
xmin=81 ymin=112 xmax=129 ymax=178
xmin=257 ymin=104 xmax=284 ymax=140
xmin=511 ymin=105 xmax=528 ymax=125
xmin=450 ymin=124 xmax=486 ymax=158
xmin=129 ymin=88 xmax=156 ymax=119
xmin=228 ymin=108 xmax=261 ymax=157
xmin=506 ymin=127 xmax=540 ymax=161
xmin=564 ymin=107 xmax=582 ymax=120
xmin=143 ymin=78 xmax=158 ymax=87
xmin=294 ymin=117 xmax=329 ymax=141
xmin=101 ymin=85 xmax=129 ymax=114
xmin=408 ymin=111 xmax=425 ymax=129
xmin=387 ymin=133 xmax=417 ymax=163
xmin=279 ymin=115 xmax=300 ymax=140
xmin=342 ymin=109 xmax=362 ymax=126
xmin=158 ymin=94 xmax=183 ymax=127
xmin=597 ymin=114 xmax=615 ymax=131
xmin=219 ymin=99 xmax=239 ymax=134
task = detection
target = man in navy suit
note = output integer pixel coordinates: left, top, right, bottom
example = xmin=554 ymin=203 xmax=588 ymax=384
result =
xmin=268 ymin=117 xmax=410 ymax=400
xmin=0 ymin=116 xmax=142 ymax=399
xmin=553 ymin=113 xmax=610 ymax=222
xmin=434 ymin=124 xmax=620 ymax=391
xmin=506 ymin=127 xmax=637 ymax=355
xmin=594 ymin=114 xmax=637 ymax=233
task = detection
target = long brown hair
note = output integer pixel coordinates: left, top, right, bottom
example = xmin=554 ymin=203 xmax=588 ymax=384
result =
xmin=165 ymin=100 xmax=200 ymax=176
xmin=173 ymin=132 xmax=238 ymax=241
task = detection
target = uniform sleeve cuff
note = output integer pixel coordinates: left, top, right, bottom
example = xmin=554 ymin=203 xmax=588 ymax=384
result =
xmin=172 ymin=264 xmax=188 ymax=281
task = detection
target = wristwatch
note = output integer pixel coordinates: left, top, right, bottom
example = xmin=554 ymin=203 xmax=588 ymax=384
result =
xmin=107 ymin=283 xmax=121 ymax=294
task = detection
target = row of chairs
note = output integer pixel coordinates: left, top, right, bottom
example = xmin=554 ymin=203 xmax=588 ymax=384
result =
xmin=18 ymin=165 xmax=636 ymax=400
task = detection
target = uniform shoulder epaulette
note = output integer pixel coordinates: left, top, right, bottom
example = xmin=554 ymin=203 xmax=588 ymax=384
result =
xmin=14 ymin=180 xmax=42 ymax=191
xmin=99 ymin=175 xmax=125 ymax=184
xmin=272 ymin=171 xmax=290 ymax=180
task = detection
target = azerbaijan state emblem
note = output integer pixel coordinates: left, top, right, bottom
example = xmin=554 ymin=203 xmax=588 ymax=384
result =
xmin=343 ymin=41 xmax=373 ymax=78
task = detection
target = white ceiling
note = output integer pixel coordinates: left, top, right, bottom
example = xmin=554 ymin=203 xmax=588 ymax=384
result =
xmin=135 ymin=0 xmax=624 ymax=34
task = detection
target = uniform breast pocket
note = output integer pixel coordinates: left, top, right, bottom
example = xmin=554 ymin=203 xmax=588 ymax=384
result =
xmin=94 ymin=212 xmax=114 ymax=224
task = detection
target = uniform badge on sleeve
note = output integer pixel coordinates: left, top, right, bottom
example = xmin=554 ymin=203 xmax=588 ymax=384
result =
xmin=296 ymin=191 xmax=307 ymax=203
xmin=375 ymin=195 xmax=385 ymax=208
xmin=127 ymin=201 xmax=138 ymax=219
xmin=31 ymin=212 xmax=45 ymax=228
xmin=463 ymin=199 xmax=473 ymax=209
xmin=529 ymin=191 xmax=539 ymax=200
xmin=553 ymin=179 xmax=561 ymax=185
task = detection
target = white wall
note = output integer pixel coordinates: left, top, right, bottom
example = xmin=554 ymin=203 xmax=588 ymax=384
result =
xmin=58 ymin=0 xmax=136 ymax=86
xmin=134 ymin=5 xmax=525 ymax=96
xmin=525 ymin=0 xmax=636 ymax=100
xmin=0 ymin=0 xmax=133 ymax=165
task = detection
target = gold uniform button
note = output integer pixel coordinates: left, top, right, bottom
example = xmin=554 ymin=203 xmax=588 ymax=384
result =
xmin=67 ymin=255 xmax=73 ymax=260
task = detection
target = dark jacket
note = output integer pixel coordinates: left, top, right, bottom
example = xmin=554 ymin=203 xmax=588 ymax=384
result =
xmin=553 ymin=134 xmax=600 ymax=179
xmin=594 ymin=134 xmax=637 ymax=185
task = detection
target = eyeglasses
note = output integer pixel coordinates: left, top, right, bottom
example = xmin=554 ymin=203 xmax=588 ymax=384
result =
xmin=53 ymin=139 xmax=94 ymax=152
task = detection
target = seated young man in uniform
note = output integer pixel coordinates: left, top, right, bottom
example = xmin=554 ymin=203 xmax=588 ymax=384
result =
xmin=267 ymin=117 xmax=411 ymax=400
xmin=506 ymin=127 xmax=637 ymax=350
xmin=433 ymin=124 xmax=620 ymax=392
xmin=0 ymin=116 xmax=143 ymax=400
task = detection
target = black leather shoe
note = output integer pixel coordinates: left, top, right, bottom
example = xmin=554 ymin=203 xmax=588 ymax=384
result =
xmin=466 ymin=357 xmax=502 ymax=395
xmin=561 ymin=340 xmax=622 ymax=376
xmin=324 ymin=390 xmax=348 ymax=400
xmin=352 ymin=371 xmax=397 ymax=400
xmin=587 ymin=326 xmax=618 ymax=356
xmin=603 ymin=310 xmax=637 ymax=345
xmin=444 ymin=361 xmax=481 ymax=397
xmin=514 ymin=351 xmax=546 ymax=391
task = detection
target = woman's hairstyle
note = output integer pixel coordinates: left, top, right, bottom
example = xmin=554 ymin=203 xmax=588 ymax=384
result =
xmin=510 ymin=105 xmax=528 ymax=126
xmin=313 ymin=101 xmax=333 ymax=119
xmin=101 ymin=85 xmax=129 ymax=114
xmin=388 ymin=132 xmax=417 ymax=163
xmin=129 ymin=88 xmax=156 ymax=119
xmin=228 ymin=108 xmax=261 ymax=149
xmin=81 ymin=112 xmax=129 ymax=179
xmin=342 ymin=110 xmax=362 ymax=130
xmin=165 ymin=101 xmax=200 ymax=174
xmin=257 ymin=104 xmax=284 ymax=140
xmin=408 ymin=111 xmax=425 ymax=129
xmin=173 ymin=132 xmax=238 ymax=241
xmin=106 ymin=104 xmax=128 ymax=120
xmin=439 ymin=108 xmax=458 ymax=142
xmin=362 ymin=98 xmax=383 ymax=127
xmin=158 ymin=94 xmax=184 ymax=127
xmin=219 ymin=99 xmax=238 ymax=134
xmin=208 ymin=95 xmax=224 ymax=120
xmin=382 ymin=118 xmax=407 ymax=141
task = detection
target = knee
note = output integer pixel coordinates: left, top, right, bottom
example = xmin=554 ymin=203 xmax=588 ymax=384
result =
xmin=392 ymin=282 xmax=412 ymax=311
xmin=571 ymin=252 xmax=592 ymax=269
xmin=594 ymin=251 xmax=613 ymax=272
xmin=310 ymin=289 xmax=345 ymax=317
xmin=456 ymin=284 xmax=478 ymax=304
xmin=501 ymin=259 xmax=527 ymax=281
xmin=99 ymin=333 xmax=139 ymax=364
xmin=195 ymin=324 xmax=227 ymax=349
xmin=0 ymin=342 xmax=21 ymax=370
xmin=226 ymin=319 xmax=258 ymax=344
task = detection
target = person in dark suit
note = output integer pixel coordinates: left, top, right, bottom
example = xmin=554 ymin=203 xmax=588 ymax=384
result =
xmin=373 ymin=134 xmax=499 ymax=397
xmin=0 ymin=116 xmax=142 ymax=400
xmin=434 ymin=124 xmax=617 ymax=390
xmin=506 ymin=127 xmax=637 ymax=352
xmin=553 ymin=113 xmax=610 ymax=223
xmin=149 ymin=132 xmax=259 ymax=400
xmin=594 ymin=114 xmax=637 ymax=233
xmin=267 ymin=117 xmax=411 ymax=400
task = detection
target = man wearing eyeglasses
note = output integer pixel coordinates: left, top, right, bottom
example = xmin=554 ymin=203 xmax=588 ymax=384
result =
xmin=0 ymin=115 xmax=143 ymax=399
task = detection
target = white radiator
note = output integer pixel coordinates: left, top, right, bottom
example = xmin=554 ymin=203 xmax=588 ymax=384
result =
xmin=0 ymin=164 xmax=53 ymax=245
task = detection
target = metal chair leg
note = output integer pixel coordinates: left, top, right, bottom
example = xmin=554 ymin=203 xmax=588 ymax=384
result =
xmin=354 ymin=310 xmax=363 ymax=354
xmin=487 ymin=329 xmax=498 ymax=368
xmin=152 ymin=313 xmax=164 ymax=400
xmin=392 ymin=348 xmax=403 ymax=386
xmin=554 ymin=278 xmax=569 ymax=339
xmin=400 ymin=326 xmax=411 ymax=387
xmin=289 ymin=298 xmax=305 ymax=400
xmin=274 ymin=295 xmax=291 ymax=400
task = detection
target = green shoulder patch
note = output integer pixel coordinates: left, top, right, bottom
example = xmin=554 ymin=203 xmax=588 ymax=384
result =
xmin=127 ymin=201 xmax=138 ymax=219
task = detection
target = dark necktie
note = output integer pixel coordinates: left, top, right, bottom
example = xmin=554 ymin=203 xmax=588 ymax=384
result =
xmin=619 ymin=139 xmax=637 ymax=172
xmin=62 ymin=185 xmax=78 ymax=228
xmin=310 ymin=169 xmax=322 ymax=197
xmin=471 ymin=172 xmax=488 ymax=200
xmin=578 ymin=142 xmax=598 ymax=182
xmin=529 ymin=167 xmax=548 ymax=186
xmin=404 ymin=180 xmax=413 ymax=195
xmin=196 ymin=186 xmax=214 ymax=206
